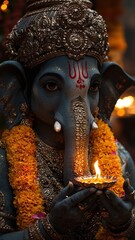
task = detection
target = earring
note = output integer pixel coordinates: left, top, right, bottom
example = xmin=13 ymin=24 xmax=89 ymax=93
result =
xmin=54 ymin=121 xmax=61 ymax=132
xmin=20 ymin=103 xmax=32 ymax=126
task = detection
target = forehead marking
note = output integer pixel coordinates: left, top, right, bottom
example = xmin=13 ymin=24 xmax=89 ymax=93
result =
xmin=68 ymin=61 xmax=88 ymax=89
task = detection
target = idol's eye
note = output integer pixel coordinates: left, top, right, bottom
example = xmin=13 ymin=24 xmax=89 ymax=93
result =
xmin=89 ymin=83 xmax=100 ymax=92
xmin=44 ymin=81 xmax=59 ymax=91
xmin=89 ymin=74 xmax=102 ymax=93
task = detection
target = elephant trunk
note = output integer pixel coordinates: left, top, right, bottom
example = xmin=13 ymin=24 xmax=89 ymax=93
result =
xmin=63 ymin=97 xmax=92 ymax=185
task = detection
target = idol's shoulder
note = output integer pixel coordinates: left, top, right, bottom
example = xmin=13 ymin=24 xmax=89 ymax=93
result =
xmin=0 ymin=146 xmax=16 ymax=233
xmin=117 ymin=141 xmax=135 ymax=188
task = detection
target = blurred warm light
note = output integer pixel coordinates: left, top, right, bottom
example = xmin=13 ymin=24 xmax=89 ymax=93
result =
xmin=117 ymin=109 xmax=125 ymax=117
xmin=115 ymin=99 xmax=124 ymax=109
xmin=122 ymin=96 xmax=134 ymax=107
xmin=114 ymin=95 xmax=135 ymax=117
xmin=127 ymin=107 xmax=135 ymax=115
xmin=0 ymin=0 xmax=9 ymax=12
xmin=1 ymin=3 xmax=7 ymax=11
xmin=116 ymin=96 xmax=134 ymax=109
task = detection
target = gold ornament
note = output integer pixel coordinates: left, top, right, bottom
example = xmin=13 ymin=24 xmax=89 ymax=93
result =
xmin=5 ymin=0 xmax=109 ymax=68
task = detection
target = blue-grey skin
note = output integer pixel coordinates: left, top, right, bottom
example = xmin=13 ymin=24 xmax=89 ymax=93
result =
xmin=0 ymin=56 xmax=135 ymax=239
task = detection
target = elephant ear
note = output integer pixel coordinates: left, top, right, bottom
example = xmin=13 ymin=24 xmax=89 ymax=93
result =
xmin=0 ymin=60 xmax=27 ymax=129
xmin=99 ymin=62 xmax=135 ymax=120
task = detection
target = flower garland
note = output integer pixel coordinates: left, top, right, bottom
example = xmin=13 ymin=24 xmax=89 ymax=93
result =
xmin=90 ymin=119 xmax=124 ymax=197
xmin=2 ymin=125 xmax=44 ymax=229
xmin=90 ymin=119 xmax=125 ymax=240
xmin=2 ymin=119 xmax=125 ymax=239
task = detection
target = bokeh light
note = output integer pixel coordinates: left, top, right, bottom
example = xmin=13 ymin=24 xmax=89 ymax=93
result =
xmin=114 ymin=95 xmax=135 ymax=117
xmin=0 ymin=0 xmax=9 ymax=12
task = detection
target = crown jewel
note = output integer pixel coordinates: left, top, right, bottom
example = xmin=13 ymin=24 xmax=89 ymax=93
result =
xmin=5 ymin=0 xmax=109 ymax=68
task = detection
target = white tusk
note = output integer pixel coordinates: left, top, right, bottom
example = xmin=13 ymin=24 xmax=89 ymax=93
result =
xmin=92 ymin=121 xmax=98 ymax=129
xmin=54 ymin=121 xmax=61 ymax=132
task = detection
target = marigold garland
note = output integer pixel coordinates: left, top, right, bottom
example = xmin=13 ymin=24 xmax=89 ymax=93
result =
xmin=2 ymin=120 xmax=125 ymax=239
xmin=2 ymin=125 xmax=44 ymax=229
xmin=90 ymin=119 xmax=124 ymax=197
xmin=90 ymin=119 xmax=125 ymax=240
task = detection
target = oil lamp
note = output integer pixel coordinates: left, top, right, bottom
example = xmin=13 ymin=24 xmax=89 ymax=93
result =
xmin=74 ymin=160 xmax=117 ymax=190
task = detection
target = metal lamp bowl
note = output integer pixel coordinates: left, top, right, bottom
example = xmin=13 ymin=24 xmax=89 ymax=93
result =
xmin=74 ymin=175 xmax=117 ymax=190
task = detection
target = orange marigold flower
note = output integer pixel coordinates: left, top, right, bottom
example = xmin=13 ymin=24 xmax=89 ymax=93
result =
xmin=90 ymin=119 xmax=125 ymax=240
xmin=2 ymin=125 xmax=44 ymax=229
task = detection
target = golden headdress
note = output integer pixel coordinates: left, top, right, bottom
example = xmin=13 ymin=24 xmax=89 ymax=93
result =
xmin=5 ymin=0 xmax=109 ymax=68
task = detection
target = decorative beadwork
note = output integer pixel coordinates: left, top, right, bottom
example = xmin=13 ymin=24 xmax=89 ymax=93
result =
xmin=71 ymin=97 xmax=90 ymax=177
xmin=0 ymin=188 xmax=29 ymax=233
xmin=42 ymin=215 xmax=62 ymax=240
xmin=0 ymin=192 xmax=5 ymax=211
xmin=0 ymin=216 xmax=14 ymax=232
xmin=36 ymin=135 xmax=64 ymax=212
xmin=28 ymin=220 xmax=45 ymax=240
xmin=0 ymin=194 xmax=15 ymax=232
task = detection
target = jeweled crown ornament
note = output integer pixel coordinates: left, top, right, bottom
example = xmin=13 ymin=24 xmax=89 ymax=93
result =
xmin=5 ymin=0 xmax=109 ymax=68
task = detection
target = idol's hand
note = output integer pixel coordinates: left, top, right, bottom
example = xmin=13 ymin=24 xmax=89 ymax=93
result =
xmin=48 ymin=182 xmax=97 ymax=234
xmin=98 ymin=179 xmax=134 ymax=231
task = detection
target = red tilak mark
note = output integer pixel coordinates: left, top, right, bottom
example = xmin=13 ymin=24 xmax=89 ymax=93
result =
xmin=68 ymin=62 xmax=77 ymax=79
xmin=82 ymin=62 xmax=88 ymax=79
xmin=68 ymin=62 xmax=88 ymax=89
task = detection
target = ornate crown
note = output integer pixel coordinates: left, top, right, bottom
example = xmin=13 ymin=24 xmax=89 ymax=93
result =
xmin=5 ymin=0 xmax=109 ymax=68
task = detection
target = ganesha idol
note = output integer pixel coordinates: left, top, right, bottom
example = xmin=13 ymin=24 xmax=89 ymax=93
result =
xmin=0 ymin=0 xmax=135 ymax=239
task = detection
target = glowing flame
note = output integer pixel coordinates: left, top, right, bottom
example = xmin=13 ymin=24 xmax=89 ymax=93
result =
xmin=94 ymin=160 xmax=101 ymax=178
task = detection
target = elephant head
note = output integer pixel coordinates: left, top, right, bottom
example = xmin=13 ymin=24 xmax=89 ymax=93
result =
xmin=0 ymin=56 xmax=135 ymax=185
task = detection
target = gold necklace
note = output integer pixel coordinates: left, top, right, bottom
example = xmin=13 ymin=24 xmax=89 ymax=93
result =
xmin=35 ymin=135 xmax=64 ymax=212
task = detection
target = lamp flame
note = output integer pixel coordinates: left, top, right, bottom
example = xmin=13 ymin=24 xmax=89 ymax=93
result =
xmin=94 ymin=160 xmax=101 ymax=178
